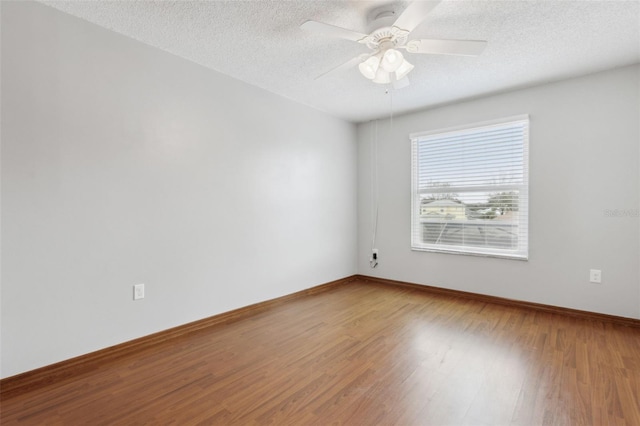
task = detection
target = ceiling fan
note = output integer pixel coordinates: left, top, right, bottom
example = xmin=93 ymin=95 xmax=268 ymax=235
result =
xmin=301 ymin=0 xmax=487 ymax=87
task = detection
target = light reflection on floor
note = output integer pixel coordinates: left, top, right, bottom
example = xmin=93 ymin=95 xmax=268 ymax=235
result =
xmin=398 ymin=316 xmax=530 ymax=425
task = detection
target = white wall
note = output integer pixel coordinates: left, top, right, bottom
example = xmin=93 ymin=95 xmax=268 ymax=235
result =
xmin=0 ymin=1 xmax=357 ymax=378
xmin=358 ymin=64 xmax=640 ymax=319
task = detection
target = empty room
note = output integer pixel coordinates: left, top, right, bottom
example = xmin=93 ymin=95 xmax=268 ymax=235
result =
xmin=1 ymin=0 xmax=639 ymax=424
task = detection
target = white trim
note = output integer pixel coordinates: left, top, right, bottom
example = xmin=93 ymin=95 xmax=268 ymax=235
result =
xmin=412 ymin=244 xmax=529 ymax=261
xmin=410 ymin=114 xmax=530 ymax=141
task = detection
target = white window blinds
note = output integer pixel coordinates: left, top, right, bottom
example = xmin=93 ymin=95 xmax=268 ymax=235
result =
xmin=411 ymin=115 xmax=529 ymax=259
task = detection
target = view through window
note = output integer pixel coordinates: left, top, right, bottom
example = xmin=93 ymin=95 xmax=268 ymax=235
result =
xmin=411 ymin=116 xmax=529 ymax=259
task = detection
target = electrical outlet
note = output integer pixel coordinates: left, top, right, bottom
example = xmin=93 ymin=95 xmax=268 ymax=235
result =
xmin=133 ymin=283 xmax=145 ymax=300
xmin=589 ymin=269 xmax=602 ymax=284
xmin=371 ymin=249 xmax=379 ymax=261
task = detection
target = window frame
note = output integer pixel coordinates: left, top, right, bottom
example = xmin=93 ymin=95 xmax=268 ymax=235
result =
xmin=410 ymin=115 xmax=529 ymax=260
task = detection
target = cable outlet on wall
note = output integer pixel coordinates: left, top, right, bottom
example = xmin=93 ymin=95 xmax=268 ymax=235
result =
xmin=589 ymin=269 xmax=602 ymax=284
xmin=133 ymin=283 xmax=145 ymax=300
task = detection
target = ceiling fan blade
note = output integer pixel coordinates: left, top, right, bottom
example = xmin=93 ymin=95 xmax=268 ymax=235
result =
xmin=393 ymin=0 xmax=443 ymax=34
xmin=406 ymin=39 xmax=487 ymax=56
xmin=314 ymin=54 xmax=371 ymax=80
xmin=300 ymin=20 xmax=368 ymax=42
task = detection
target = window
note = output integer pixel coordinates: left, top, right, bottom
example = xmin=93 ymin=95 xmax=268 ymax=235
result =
xmin=411 ymin=115 xmax=529 ymax=259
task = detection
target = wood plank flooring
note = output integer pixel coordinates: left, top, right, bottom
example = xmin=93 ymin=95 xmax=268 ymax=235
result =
xmin=2 ymin=280 xmax=639 ymax=425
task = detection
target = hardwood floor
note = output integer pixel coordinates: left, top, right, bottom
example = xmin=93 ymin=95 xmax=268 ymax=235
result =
xmin=2 ymin=280 xmax=639 ymax=425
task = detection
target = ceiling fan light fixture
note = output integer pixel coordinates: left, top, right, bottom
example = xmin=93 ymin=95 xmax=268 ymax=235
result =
xmin=380 ymin=48 xmax=404 ymax=72
xmin=395 ymin=58 xmax=414 ymax=80
xmin=372 ymin=66 xmax=391 ymax=84
xmin=358 ymin=56 xmax=380 ymax=80
xmin=302 ymin=1 xmax=489 ymax=88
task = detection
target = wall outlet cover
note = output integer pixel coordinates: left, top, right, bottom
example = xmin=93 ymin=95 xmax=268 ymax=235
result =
xmin=133 ymin=283 xmax=145 ymax=300
xmin=589 ymin=269 xmax=602 ymax=284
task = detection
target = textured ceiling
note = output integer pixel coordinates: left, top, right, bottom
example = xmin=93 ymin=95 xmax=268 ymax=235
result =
xmin=41 ymin=0 xmax=640 ymax=123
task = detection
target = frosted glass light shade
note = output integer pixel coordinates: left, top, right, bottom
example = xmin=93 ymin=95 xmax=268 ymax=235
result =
xmin=372 ymin=67 xmax=391 ymax=84
xmin=380 ymin=49 xmax=404 ymax=72
xmin=395 ymin=59 xmax=414 ymax=80
xmin=358 ymin=56 xmax=380 ymax=80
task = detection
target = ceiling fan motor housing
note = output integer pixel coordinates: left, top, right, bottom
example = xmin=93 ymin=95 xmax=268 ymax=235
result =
xmin=361 ymin=26 xmax=409 ymax=50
